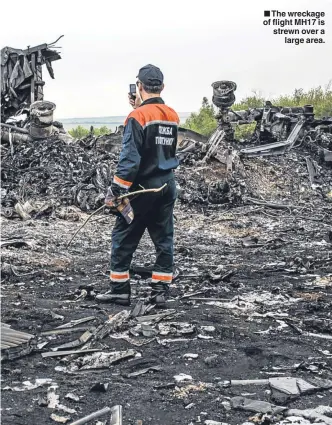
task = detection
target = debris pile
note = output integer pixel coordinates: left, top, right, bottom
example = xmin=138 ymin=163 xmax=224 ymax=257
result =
xmin=1 ymin=134 xmax=124 ymax=216
xmin=176 ymin=144 xmax=332 ymax=206
xmin=2 ymin=119 xmax=331 ymax=219
xmin=203 ymin=81 xmax=332 ymax=160
xmin=176 ymin=80 xmax=332 ymax=206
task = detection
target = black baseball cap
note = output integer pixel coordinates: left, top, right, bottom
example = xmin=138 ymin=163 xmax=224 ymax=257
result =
xmin=137 ymin=64 xmax=164 ymax=86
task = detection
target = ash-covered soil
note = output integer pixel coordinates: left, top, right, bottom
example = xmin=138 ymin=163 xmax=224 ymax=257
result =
xmin=1 ymin=198 xmax=332 ymax=424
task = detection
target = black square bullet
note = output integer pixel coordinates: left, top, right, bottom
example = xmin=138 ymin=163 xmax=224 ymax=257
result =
xmin=264 ymin=10 xmax=270 ymax=17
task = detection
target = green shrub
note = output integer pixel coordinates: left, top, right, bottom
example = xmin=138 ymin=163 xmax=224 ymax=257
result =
xmin=233 ymin=92 xmax=266 ymax=110
xmin=274 ymin=85 xmax=332 ymax=117
xmin=97 ymin=125 xmax=112 ymax=136
xmin=183 ymin=97 xmax=217 ymax=137
xmin=68 ymin=125 xmax=112 ymax=138
xmin=68 ymin=125 xmax=90 ymax=139
xmin=234 ymin=122 xmax=257 ymax=140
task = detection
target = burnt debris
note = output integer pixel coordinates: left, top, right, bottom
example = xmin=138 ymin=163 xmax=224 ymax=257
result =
xmin=1 ymin=135 xmax=122 ymax=215
xmin=1 ymin=36 xmax=63 ymax=123
xmin=204 ymin=81 xmax=332 ymax=160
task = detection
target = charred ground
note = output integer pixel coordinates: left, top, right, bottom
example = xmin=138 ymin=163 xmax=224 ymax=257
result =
xmin=1 ymin=135 xmax=332 ymax=425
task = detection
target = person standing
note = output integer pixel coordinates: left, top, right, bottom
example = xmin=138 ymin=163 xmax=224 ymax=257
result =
xmin=97 ymin=64 xmax=179 ymax=308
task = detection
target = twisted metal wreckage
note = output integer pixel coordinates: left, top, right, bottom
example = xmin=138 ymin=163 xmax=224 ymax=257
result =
xmin=0 ymin=37 xmax=125 ymax=217
xmin=1 ymin=36 xmax=65 ymax=141
xmin=179 ymin=80 xmax=332 ymax=168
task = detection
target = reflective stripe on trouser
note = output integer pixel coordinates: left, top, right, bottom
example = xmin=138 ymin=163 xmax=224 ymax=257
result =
xmin=151 ymin=271 xmax=172 ymax=284
xmin=110 ymin=270 xmax=129 ymax=282
xmin=110 ymin=174 xmax=177 ymax=278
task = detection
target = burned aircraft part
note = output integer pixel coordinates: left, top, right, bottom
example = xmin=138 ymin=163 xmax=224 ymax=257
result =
xmin=29 ymin=100 xmax=56 ymax=139
xmin=1 ymin=126 xmax=33 ymax=144
xmin=201 ymin=81 xmax=238 ymax=163
xmin=178 ymin=127 xmax=209 ymax=146
xmin=240 ymin=117 xmax=307 ymax=157
xmin=1 ymin=37 xmax=63 ymax=123
xmin=211 ymin=80 xmax=237 ymax=109
xmin=203 ymin=81 xmax=332 ymax=162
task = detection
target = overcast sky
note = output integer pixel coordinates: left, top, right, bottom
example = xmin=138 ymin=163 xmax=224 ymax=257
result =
xmin=1 ymin=0 xmax=331 ymax=118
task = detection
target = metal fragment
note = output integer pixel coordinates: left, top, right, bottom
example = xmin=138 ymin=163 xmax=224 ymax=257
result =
xmin=69 ymin=407 xmax=111 ymax=425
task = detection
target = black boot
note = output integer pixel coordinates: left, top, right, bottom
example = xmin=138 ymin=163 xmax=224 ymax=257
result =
xmin=96 ymin=280 xmax=131 ymax=305
xmin=150 ymin=282 xmax=169 ymax=309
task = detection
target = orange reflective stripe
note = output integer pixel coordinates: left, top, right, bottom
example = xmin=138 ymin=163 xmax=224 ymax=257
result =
xmin=113 ymin=175 xmax=132 ymax=188
xmin=110 ymin=271 xmax=130 ymax=282
xmin=152 ymin=274 xmax=172 ymax=282
xmin=111 ymin=273 xmax=129 ymax=279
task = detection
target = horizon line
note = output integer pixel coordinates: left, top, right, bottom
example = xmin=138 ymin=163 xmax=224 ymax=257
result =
xmin=58 ymin=112 xmax=192 ymax=120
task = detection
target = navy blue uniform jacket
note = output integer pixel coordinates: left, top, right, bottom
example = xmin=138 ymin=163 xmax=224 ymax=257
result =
xmin=113 ymin=97 xmax=180 ymax=189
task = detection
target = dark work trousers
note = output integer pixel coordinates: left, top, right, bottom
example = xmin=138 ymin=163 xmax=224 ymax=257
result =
xmin=110 ymin=173 xmax=177 ymax=285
